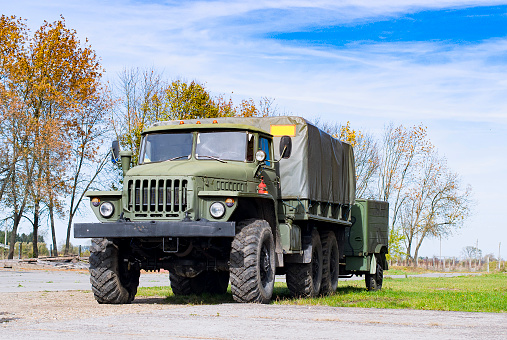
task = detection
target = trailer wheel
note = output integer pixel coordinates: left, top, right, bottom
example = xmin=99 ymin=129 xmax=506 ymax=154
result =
xmin=89 ymin=238 xmax=140 ymax=304
xmin=286 ymin=230 xmax=323 ymax=297
xmin=365 ymin=254 xmax=384 ymax=291
xmin=320 ymin=231 xmax=339 ymax=295
xmin=230 ymin=219 xmax=275 ymax=303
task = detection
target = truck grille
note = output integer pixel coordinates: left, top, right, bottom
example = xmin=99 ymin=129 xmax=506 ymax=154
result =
xmin=127 ymin=178 xmax=188 ymax=216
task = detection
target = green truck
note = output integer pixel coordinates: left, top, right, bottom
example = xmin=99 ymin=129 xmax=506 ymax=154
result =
xmin=74 ymin=116 xmax=388 ymax=304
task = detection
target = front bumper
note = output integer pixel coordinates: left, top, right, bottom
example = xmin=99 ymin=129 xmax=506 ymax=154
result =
xmin=74 ymin=220 xmax=236 ymax=238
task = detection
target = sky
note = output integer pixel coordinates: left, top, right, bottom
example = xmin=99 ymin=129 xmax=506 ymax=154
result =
xmin=3 ymin=0 xmax=507 ymax=259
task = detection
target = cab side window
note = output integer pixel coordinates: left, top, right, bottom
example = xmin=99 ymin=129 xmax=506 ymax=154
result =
xmin=247 ymin=133 xmax=254 ymax=161
xmin=260 ymin=137 xmax=271 ymax=166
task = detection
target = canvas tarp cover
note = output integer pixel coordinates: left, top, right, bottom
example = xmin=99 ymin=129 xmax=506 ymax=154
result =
xmin=152 ymin=116 xmax=356 ymax=205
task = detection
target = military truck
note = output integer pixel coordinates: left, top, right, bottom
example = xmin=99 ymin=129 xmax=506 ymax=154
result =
xmin=75 ymin=116 xmax=388 ymax=304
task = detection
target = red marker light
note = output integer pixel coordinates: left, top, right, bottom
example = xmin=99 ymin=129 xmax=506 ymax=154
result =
xmin=257 ymin=177 xmax=268 ymax=194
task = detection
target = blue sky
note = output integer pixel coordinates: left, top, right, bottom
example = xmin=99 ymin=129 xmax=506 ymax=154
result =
xmin=270 ymin=5 xmax=507 ymax=45
xmin=3 ymin=0 xmax=507 ymax=258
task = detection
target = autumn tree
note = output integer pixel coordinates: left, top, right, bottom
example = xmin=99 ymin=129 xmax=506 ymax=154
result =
xmin=338 ymin=122 xmax=380 ymax=198
xmin=337 ymin=121 xmax=472 ymax=263
xmin=0 ymin=15 xmax=110 ymax=257
xmin=398 ymin=151 xmax=472 ymax=262
xmin=64 ymin=94 xmax=112 ymax=254
xmin=111 ymin=67 xmax=169 ymax=165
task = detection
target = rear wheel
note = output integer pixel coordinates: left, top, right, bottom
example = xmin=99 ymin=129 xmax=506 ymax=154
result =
xmin=204 ymin=271 xmax=229 ymax=294
xmin=169 ymin=270 xmax=229 ymax=295
xmin=169 ymin=271 xmax=204 ymax=295
xmin=89 ymin=238 xmax=140 ymax=304
xmin=320 ymin=231 xmax=339 ymax=295
xmin=286 ymin=230 xmax=323 ymax=297
xmin=230 ymin=219 xmax=275 ymax=303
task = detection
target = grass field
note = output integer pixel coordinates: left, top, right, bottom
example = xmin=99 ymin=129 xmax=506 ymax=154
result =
xmin=136 ymin=272 xmax=507 ymax=313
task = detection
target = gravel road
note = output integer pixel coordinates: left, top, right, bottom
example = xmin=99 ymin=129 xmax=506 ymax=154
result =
xmin=2 ymin=291 xmax=506 ymax=340
xmin=1 ymin=261 xmax=505 ymax=339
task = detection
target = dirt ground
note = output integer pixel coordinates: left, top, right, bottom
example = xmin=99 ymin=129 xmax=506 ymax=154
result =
xmin=2 ymin=259 xmax=506 ymax=339
xmin=0 ymin=290 xmax=179 ymax=324
xmin=2 ymin=289 xmax=506 ymax=340
xmin=0 ymin=259 xmax=177 ymax=324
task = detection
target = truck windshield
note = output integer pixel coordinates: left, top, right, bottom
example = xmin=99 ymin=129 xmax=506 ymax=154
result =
xmin=196 ymin=131 xmax=248 ymax=162
xmin=140 ymin=133 xmax=193 ymax=163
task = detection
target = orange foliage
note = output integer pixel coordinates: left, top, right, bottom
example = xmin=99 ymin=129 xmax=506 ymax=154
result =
xmin=0 ymin=15 xmax=110 ymax=256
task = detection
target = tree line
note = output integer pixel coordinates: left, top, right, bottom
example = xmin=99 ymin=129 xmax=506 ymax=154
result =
xmin=0 ymin=230 xmax=44 ymax=244
xmin=1 ymin=16 xmax=472 ymax=263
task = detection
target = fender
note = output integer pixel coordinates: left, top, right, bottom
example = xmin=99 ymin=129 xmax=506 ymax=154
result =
xmin=199 ymin=190 xmax=282 ymax=266
xmin=374 ymin=244 xmax=388 ymax=254
xmin=85 ymin=190 xmax=122 ymax=222
xmin=198 ymin=190 xmax=275 ymax=201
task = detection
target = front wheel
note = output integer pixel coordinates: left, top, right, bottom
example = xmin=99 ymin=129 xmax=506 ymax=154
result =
xmin=230 ymin=219 xmax=275 ymax=303
xmin=89 ymin=238 xmax=140 ymax=304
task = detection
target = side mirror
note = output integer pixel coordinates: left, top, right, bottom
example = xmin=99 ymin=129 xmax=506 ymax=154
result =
xmin=111 ymin=140 xmax=120 ymax=164
xmin=279 ymin=136 xmax=292 ymax=159
xmin=120 ymin=151 xmax=133 ymax=177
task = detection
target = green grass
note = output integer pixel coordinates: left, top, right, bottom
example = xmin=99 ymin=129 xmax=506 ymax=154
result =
xmin=136 ymin=273 xmax=507 ymax=313
xmin=383 ymin=267 xmax=432 ymax=275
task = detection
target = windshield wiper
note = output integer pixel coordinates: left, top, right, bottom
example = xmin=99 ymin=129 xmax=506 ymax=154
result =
xmin=165 ymin=155 xmax=190 ymax=162
xmin=197 ymin=155 xmax=227 ymax=163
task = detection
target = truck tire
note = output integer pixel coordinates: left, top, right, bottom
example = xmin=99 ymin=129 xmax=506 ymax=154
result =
xmin=204 ymin=271 xmax=230 ymax=294
xmin=169 ymin=271 xmax=204 ymax=295
xmin=169 ymin=270 xmax=229 ymax=295
xmin=230 ymin=219 xmax=275 ymax=303
xmin=365 ymin=254 xmax=384 ymax=291
xmin=286 ymin=229 xmax=323 ymax=297
xmin=89 ymin=238 xmax=140 ymax=304
xmin=320 ymin=231 xmax=339 ymax=295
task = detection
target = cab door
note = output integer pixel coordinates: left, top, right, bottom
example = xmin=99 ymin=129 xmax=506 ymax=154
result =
xmin=258 ymin=136 xmax=278 ymax=198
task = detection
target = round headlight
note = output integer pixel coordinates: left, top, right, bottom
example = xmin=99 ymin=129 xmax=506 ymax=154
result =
xmin=255 ymin=150 xmax=266 ymax=162
xmin=99 ymin=202 xmax=114 ymax=218
xmin=209 ymin=202 xmax=226 ymax=219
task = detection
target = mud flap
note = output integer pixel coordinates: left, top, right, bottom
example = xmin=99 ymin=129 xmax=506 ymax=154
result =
xmin=369 ymin=255 xmax=377 ymax=275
